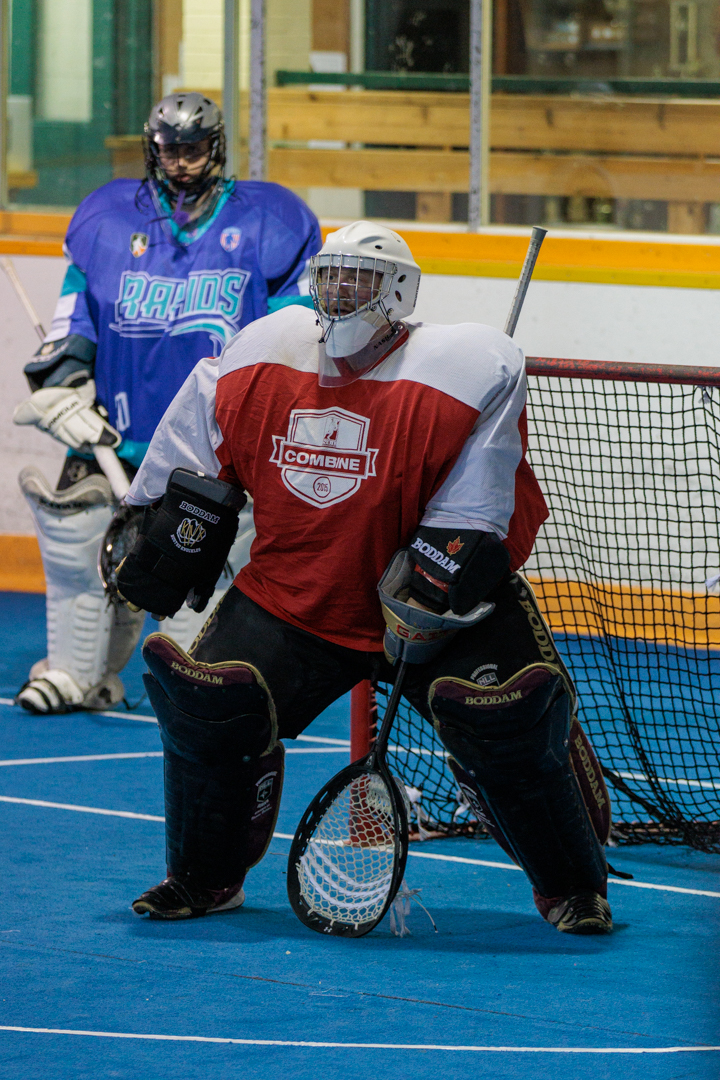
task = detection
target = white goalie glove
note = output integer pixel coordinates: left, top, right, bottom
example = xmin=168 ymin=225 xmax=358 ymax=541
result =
xmin=13 ymin=379 xmax=121 ymax=451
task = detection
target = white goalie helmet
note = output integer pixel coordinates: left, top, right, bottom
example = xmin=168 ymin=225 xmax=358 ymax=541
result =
xmin=310 ymin=221 xmax=421 ymax=382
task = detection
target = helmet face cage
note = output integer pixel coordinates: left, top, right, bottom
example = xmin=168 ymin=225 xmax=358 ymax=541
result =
xmin=143 ymin=93 xmax=226 ymax=201
xmin=310 ymin=254 xmax=397 ymax=322
xmin=144 ymin=130 xmax=226 ymax=199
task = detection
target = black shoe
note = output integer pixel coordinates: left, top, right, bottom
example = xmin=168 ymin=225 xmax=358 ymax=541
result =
xmin=132 ymin=876 xmax=245 ymax=920
xmin=546 ymin=892 xmax=613 ymax=935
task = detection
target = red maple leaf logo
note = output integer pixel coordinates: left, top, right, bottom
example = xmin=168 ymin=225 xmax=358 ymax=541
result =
xmin=446 ymin=536 xmax=464 ymax=556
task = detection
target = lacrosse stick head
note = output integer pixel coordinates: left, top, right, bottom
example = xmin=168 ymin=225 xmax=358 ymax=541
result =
xmin=99 ymin=503 xmax=146 ymax=604
xmin=287 ymin=757 xmax=409 ymax=937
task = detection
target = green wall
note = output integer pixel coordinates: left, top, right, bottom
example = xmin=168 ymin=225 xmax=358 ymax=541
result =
xmin=10 ymin=0 xmax=153 ymax=208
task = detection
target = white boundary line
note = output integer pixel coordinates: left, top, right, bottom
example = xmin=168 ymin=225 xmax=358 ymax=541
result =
xmin=0 ymin=1026 xmax=717 ymax=1054
xmin=295 ymin=734 xmax=350 ymax=747
xmin=0 ymin=698 xmax=351 ymax=747
xmin=0 ymin=748 xmax=345 ymax=765
xmin=2 ymin=803 xmax=708 ymax=902
xmin=403 ymin=849 xmax=720 ymax=898
xmin=617 ymin=769 xmax=720 ymax=792
xmin=0 ymin=799 xmax=716 ymax=898
xmin=0 ymin=796 xmax=164 ymax=822
xmin=5 ymin=696 xmax=719 ymax=788
xmin=92 ymin=710 xmax=157 ymax=723
xmin=0 ymin=698 xmax=159 ymax=724
xmin=1 ymin=799 xmax=719 ymax=899
xmin=0 ymin=753 xmax=164 ymax=766
xmin=285 ymin=748 xmax=347 ymax=754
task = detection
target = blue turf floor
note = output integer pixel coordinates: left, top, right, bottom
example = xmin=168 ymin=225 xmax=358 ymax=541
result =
xmin=0 ymin=593 xmax=719 ymax=1079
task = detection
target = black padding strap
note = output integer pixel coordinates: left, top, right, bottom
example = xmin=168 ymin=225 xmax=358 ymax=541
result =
xmin=407 ymin=526 xmax=510 ymax=615
xmin=116 ymin=468 xmax=247 ymax=617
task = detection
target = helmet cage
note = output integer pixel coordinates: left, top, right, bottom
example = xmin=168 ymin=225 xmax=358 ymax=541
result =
xmin=310 ymin=253 xmax=397 ymax=323
xmin=143 ymin=93 xmax=226 ymax=201
xmin=143 ymin=129 xmax=226 ymax=201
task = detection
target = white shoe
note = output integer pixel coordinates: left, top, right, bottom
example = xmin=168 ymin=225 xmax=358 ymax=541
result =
xmin=16 ymin=668 xmax=125 ymax=715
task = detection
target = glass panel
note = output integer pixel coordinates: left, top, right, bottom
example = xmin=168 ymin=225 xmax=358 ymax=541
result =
xmin=8 ymin=0 xmax=153 ymax=209
xmin=365 ymin=0 xmax=469 ymax=75
xmin=262 ymin=0 xmax=720 ymax=235
xmin=6 ymin=0 xmax=720 ymax=233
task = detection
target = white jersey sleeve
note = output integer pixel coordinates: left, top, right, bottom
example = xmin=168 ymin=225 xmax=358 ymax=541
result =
xmin=370 ymin=321 xmax=527 ymax=539
xmin=125 ymin=357 xmax=222 ymax=505
xmin=419 ymin=354 xmax=527 ymax=539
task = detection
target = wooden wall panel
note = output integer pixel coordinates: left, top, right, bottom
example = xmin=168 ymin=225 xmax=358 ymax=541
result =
xmin=268 ymin=146 xmax=720 ymax=200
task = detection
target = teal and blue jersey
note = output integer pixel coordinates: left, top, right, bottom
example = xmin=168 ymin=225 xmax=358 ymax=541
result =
xmin=45 ymin=178 xmax=320 ymax=451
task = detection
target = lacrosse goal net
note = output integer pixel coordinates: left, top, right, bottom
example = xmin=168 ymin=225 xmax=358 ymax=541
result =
xmin=350 ymin=358 xmax=720 ymax=853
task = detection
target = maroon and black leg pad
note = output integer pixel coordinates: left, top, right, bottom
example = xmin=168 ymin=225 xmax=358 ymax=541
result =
xmin=429 ymin=664 xmax=608 ymax=903
xmin=142 ymin=634 xmax=283 ymax=890
xmin=446 ymin=756 xmax=518 ymax=864
xmin=569 ymin=717 xmax=611 ymax=846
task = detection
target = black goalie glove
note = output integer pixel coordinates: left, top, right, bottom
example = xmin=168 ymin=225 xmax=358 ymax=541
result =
xmin=114 ymin=469 xmax=247 ymax=618
xmin=407 ymin=525 xmax=511 ymax=615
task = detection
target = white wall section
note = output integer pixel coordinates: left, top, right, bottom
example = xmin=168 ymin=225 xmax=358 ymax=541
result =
xmin=414 ymin=274 xmax=720 ymax=368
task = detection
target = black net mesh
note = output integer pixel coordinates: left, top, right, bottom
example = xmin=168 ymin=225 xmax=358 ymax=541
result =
xmin=375 ymin=370 xmax=720 ymax=852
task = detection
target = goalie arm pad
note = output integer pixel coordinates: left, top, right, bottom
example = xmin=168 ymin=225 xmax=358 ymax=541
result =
xmin=407 ymin=525 xmax=510 ymax=616
xmin=115 ymin=469 xmax=247 ymax=617
xmin=24 ymin=334 xmax=97 ymax=391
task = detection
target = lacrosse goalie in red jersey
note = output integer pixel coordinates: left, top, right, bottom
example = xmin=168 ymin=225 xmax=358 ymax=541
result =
xmin=112 ymin=221 xmax=613 ymax=933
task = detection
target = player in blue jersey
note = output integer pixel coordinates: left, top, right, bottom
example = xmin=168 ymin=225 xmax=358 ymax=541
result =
xmin=12 ymin=92 xmax=321 ymax=714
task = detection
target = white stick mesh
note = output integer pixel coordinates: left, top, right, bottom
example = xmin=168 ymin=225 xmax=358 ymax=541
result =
xmin=296 ymin=772 xmax=398 ymax=927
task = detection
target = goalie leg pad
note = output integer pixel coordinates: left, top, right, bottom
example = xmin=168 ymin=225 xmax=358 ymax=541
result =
xmin=142 ymin=633 xmax=277 ymax=740
xmin=429 ymin=664 xmax=608 ymax=900
xmin=17 ymin=466 xmax=135 ymax=710
xmin=446 ymin=756 xmax=518 ymax=863
xmin=144 ymin=666 xmax=283 ymax=888
xmin=569 ymin=717 xmax=611 ymax=846
xmin=446 ymin=720 xmax=611 ymax=854
xmin=106 ymin=603 xmax=146 ymax=676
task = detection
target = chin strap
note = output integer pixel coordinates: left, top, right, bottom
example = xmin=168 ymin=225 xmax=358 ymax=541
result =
xmin=173 ymin=190 xmax=189 ymax=227
xmin=150 ymin=177 xmax=226 ymax=236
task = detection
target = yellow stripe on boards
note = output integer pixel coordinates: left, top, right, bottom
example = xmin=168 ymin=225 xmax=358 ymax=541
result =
xmin=0 ymin=536 xmax=45 ymax=593
xmin=320 ymin=225 xmax=720 ymax=289
xmin=0 ymin=214 xmax=718 ymax=285
xmin=0 ymin=533 xmax=716 ymax=650
xmin=526 ymin=576 xmax=720 ymax=649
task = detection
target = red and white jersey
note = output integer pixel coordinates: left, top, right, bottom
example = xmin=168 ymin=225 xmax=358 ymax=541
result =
xmin=128 ymin=305 xmax=548 ymax=650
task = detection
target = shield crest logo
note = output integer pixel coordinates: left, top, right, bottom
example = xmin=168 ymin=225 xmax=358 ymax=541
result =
xmin=252 ymin=770 xmax=278 ymax=821
xmin=220 ymin=227 xmax=242 ymax=252
xmin=270 ymin=407 xmax=378 ymax=509
xmin=130 ymin=232 xmax=149 ymax=258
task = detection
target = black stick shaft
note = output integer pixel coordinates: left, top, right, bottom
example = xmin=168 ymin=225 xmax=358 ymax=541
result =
xmin=374 ymin=660 xmax=409 ymax=758
xmin=503 ymin=226 xmax=547 ymax=339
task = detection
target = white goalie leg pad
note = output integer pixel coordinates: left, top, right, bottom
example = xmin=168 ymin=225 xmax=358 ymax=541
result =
xmin=159 ymin=503 xmax=255 ymax=654
xmin=18 ymin=466 xmax=131 ymax=712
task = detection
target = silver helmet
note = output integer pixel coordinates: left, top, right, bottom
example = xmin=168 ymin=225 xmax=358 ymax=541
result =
xmin=144 ymin=92 xmax=226 ymax=202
